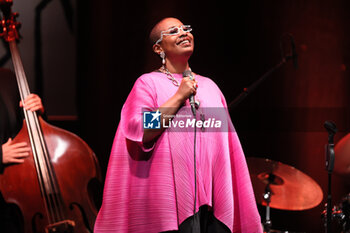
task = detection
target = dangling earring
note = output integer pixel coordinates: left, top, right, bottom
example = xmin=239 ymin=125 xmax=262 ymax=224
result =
xmin=160 ymin=51 xmax=165 ymax=66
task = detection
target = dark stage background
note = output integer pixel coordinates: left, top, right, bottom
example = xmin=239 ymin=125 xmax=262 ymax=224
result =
xmin=3 ymin=0 xmax=350 ymax=232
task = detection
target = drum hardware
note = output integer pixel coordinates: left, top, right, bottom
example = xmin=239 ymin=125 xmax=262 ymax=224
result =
xmin=262 ymin=175 xmax=274 ymax=233
xmin=322 ymin=194 xmax=350 ymax=233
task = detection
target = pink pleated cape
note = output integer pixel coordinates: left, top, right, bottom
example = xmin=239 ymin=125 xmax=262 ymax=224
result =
xmin=94 ymin=72 xmax=262 ymax=233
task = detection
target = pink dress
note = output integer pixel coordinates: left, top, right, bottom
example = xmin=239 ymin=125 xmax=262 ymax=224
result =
xmin=94 ymin=72 xmax=262 ymax=233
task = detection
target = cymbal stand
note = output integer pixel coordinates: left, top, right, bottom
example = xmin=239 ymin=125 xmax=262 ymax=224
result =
xmin=263 ymin=183 xmax=272 ymax=233
xmin=323 ymin=121 xmax=337 ymax=233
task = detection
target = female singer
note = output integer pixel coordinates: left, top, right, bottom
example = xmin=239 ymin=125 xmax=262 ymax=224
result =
xmin=94 ymin=17 xmax=262 ymax=233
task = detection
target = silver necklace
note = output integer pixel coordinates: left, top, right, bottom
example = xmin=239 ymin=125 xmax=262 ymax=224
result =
xmin=159 ymin=66 xmax=180 ymax=86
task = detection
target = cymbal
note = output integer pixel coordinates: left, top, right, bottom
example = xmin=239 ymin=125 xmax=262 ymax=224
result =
xmin=246 ymin=157 xmax=323 ymax=211
xmin=334 ymin=133 xmax=350 ymax=177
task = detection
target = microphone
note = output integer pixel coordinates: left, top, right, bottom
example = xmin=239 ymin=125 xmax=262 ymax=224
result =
xmin=324 ymin=121 xmax=337 ymax=136
xmin=290 ymin=35 xmax=298 ymax=69
xmin=183 ymin=69 xmax=196 ymax=116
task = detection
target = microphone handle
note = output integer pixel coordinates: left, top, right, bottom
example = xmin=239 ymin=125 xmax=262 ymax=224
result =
xmin=188 ymin=76 xmax=196 ymax=116
xmin=183 ymin=70 xmax=196 ymax=116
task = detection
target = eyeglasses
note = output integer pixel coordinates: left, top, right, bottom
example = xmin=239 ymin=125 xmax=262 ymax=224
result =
xmin=155 ymin=25 xmax=192 ymax=45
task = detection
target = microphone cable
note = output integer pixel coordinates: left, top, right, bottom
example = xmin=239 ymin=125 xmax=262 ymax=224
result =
xmin=192 ymin=110 xmax=200 ymax=232
xmin=193 ymin=111 xmax=197 ymax=217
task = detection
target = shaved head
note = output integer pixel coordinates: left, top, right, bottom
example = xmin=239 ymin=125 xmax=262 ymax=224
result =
xmin=149 ymin=17 xmax=183 ymax=45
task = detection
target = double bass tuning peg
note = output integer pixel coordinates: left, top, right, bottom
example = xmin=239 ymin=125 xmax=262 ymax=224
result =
xmin=0 ymin=8 xmax=20 ymax=41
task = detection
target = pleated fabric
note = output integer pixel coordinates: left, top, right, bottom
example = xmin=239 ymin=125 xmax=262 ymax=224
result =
xmin=94 ymin=72 xmax=262 ymax=233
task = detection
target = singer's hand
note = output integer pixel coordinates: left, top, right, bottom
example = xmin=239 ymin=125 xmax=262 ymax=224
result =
xmin=175 ymin=77 xmax=197 ymax=103
xmin=143 ymin=75 xmax=197 ymax=146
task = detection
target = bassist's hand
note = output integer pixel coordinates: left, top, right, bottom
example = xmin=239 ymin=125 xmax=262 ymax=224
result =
xmin=19 ymin=94 xmax=44 ymax=115
xmin=2 ymin=138 xmax=30 ymax=164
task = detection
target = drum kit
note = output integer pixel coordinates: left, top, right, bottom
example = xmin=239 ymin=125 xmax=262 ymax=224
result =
xmin=246 ymin=157 xmax=350 ymax=233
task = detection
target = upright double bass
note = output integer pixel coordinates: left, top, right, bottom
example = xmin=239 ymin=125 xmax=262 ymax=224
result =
xmin=0 ymin=1 xmax=101 ymax=232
